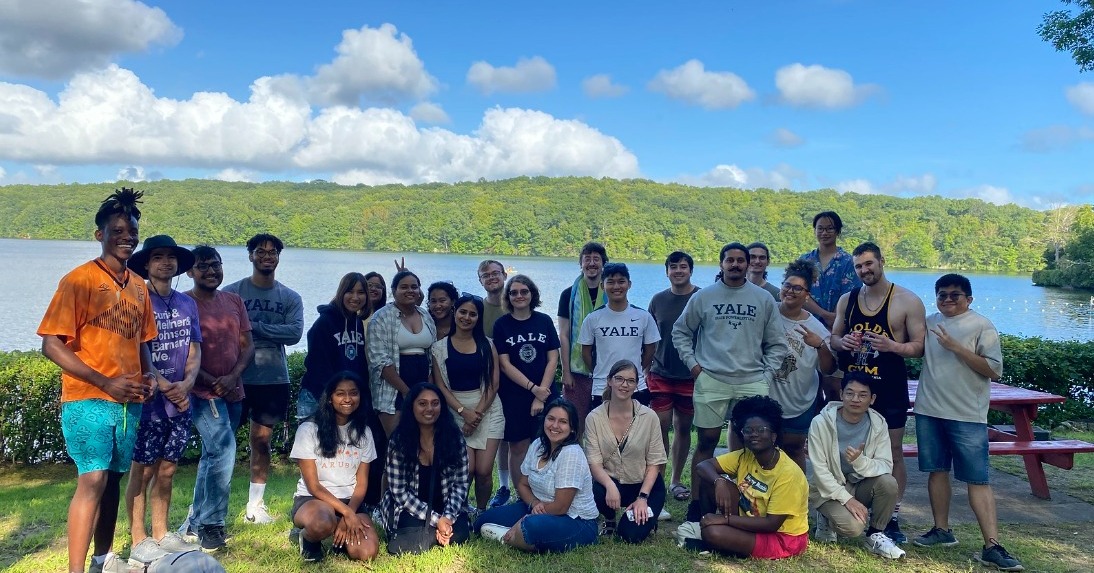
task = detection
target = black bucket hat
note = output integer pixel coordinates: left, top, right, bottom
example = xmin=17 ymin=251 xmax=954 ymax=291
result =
xmin=129 ymin=235 xmax=195 ymax=279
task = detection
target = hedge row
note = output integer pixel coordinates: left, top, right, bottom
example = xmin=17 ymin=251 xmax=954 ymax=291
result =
xmin=2 ymin=336 xmax=1092 ymax=465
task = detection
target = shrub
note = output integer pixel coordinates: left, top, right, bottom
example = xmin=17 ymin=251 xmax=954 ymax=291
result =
xmin=0 ymin=351 xmax=65 ymax=464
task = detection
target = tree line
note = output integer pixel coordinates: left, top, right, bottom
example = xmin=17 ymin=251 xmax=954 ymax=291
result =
xmin=0 ymin=177 xmax=1054 ymax=272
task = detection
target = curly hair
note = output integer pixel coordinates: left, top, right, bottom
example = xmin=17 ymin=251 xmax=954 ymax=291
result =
xmin=95 ymin=187 xmax=143 ymax=229
xmin=392 ymin=383 xmax=465 ymax=467
xmin=730 ymin=395 xmax=784 ymax=443
xmin=310 ymin=371 xmax=374 ymax=458
xmin=783 ymin=259 xmax=819 ymax=286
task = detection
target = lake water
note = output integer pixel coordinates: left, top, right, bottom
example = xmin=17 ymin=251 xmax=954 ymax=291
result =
xmin=6 ymin=238 xmax=1093 ymax=352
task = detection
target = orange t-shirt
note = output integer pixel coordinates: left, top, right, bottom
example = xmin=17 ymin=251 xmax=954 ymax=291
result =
xmin=38 ymin=259 xmax=158 ymax=403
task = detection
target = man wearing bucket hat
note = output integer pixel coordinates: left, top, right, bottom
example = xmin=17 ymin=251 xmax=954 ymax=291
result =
xmin=123 ymin=235 xmax=204 ymax=565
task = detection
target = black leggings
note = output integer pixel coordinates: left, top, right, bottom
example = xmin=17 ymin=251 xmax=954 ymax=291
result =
xmin=592 ymin=474 xmax=666 ymax=544
xmin=385 ymin=511 xmax=470 ymax=555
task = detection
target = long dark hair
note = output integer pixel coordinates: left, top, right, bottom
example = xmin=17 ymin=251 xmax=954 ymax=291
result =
xmin=393 ymin=382 xmax=464 ymax=467
xmin=363 ymin=272 xmax=387 ymax=316
xmin=536 ymin=398 xmax=581 ymax=463
xmin=450 ymin=294 xmax=494 ymax=390
xmin=311 ymin=371 xmax=373 ymax=458
xmin=332 ymin=272 xmax=368 ymax=318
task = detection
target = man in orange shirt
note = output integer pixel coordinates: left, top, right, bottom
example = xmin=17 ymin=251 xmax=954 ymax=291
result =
xmin=38 ymin=188 xmax=159 ymax=573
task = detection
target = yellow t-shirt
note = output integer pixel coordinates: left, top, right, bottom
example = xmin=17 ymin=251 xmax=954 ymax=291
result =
xmin=714 ymin=448 xmax=809 ymax=536
xmin=38 ymin=260 xmax=157 ymax=403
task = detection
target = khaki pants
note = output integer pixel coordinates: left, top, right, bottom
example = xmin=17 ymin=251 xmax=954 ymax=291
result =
xmin=816 ymin=474 xmax=898 ymax=538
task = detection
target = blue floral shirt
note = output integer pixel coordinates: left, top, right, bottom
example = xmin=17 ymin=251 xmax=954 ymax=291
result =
xmin=801 ymin=247 xmax=861 ymax=314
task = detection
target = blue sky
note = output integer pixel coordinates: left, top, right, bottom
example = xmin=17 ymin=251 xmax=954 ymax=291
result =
xmin=0 ymin=0 xmax=1091 ymax=209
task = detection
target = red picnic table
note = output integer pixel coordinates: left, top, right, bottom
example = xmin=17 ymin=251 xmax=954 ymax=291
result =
xmin=907 ymin=380 xmax=1094 ymax=500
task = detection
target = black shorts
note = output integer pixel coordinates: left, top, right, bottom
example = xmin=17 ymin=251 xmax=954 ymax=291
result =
xmin=876 ymin=406 xmax=909 ymax=430
xmin=242 ymin=383 xmax=291 ymax=427
xmin=291 ymin=495 xmax=370 ymax=522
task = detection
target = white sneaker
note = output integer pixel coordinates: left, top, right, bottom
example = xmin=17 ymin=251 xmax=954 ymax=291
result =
xmin=814 ymin=512 xmax=837 ymax=542
xmin=866 ymin=531 xmax=906 ymax=559
xmin=479 ymin=523 xmax=509 ymax=543
xmin=245 ymin=502 xmax=275 ymax=524
xmin=658 ymin=508 xmax=672 ymax=521
xmin=129 ymin=537 xmax=170 ymax=564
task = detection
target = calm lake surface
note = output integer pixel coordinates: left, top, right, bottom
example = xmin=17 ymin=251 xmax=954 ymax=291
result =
xmin=7 ymin=238 xmax=1093 ymax=352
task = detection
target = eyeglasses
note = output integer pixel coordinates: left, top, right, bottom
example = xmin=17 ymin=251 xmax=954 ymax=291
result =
xmin=479 ymin=271 xmax=503 ymax=280
xmin=740 ymin=425 xmax=771 ymax=436
xmin=509 ymin=289 xmax=531 ymax=297
xmin=253 ymin=249 xmax=279 ymax=259
xmin=936 ymin=292 xmax=967 ymax=301
xmin=610 ymin=375 xmax=637 ymax=386
xmin=842 ymin=391 xmax=871 ymax=402
xmin=815 ymin=226 xmax=837 ymax=234
xmin=781 ymin=282 xmax=807 ymax=294
xmin=194 ymin=262 xmax=223 ymax=272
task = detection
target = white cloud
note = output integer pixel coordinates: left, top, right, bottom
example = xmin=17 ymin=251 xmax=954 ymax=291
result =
xmin=324 ymin=107 xmax=639 ymax=184
xmin=211 ymin=168 xmax=256 ymax=182
xmin=775 ymin=63 xmax=878 ymax=109
xmin=951 ymin=184 xmax=1017 ymax=206
xmin=771 ymin=127 xmax=804 ymax=148
xmin=0 ymin=166 xmax=6 ymax=181
xmin=0 ymin=66 xmax=638 ymax=184
xmin=1021 ymin=124 xmax=1094 ymax=152
xmin=680 ymin=163 xmax=804 ymax=190
xmin=466 ymin=56 xmax=556 ymax=95
xmin=409 ymin=102 xmax=450 ymax=124
xmin=582 ymin=74 xmax=628 ymax=98
xmin=1066 ymin=82 xmax=1094 ymax=116
xmin=836 ymin=173 xmax=937 ymax=196
xmin=306 ymin=24 xmax=438 ymax=107
xmin=0 ymin=0 xmax=181 ymax=79
xmin=648 ymin=60 xmax=754 ymax=110
xmin=116 ymin=166 xmax=162 ymax=182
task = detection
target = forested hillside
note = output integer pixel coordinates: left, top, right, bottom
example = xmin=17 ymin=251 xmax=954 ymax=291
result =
xmin=0 ymin=177 xmax=1048 ymax=272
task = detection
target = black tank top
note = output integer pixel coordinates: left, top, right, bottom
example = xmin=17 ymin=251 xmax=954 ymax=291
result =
xmin=837 ymin=284 xmax=909 ymax=410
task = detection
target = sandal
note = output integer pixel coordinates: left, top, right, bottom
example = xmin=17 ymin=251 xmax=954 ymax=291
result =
xmin=670 ymin=483 xmax=690 ymax=501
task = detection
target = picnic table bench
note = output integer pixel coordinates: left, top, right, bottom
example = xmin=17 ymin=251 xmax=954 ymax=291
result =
xmin=901 ymin=380 xmax=1094 ymax=500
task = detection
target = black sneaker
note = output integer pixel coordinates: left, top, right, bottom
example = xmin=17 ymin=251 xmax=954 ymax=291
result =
xmin=884 ymin=516 xmax=907 ymax=545
xmin=299 ymin=536 xmax=324 ymax=563
xmin=487 ymin=486 xmax=511 ymax=508
xmin=974 ymin=543 xmax=1024 ymax=571
xmin=198 ymin=524 xmax=227 ymax=553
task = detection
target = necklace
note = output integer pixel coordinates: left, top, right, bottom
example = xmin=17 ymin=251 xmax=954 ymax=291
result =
xmin=151 ymin=282 xmax=175 ymax=310
xmin=860 ymin=284 xmax=888 ymax=314
xmin=94 ymin=258 xmax=129 ymax=300
xmin=758 ymin=448 xmax=780 ymax=470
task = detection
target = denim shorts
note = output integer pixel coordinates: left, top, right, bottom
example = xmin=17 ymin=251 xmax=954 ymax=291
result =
xmin=474 ymin=501 xmax=598 ymax=553
xmin=61 ymin=399 xmax=141 ymax=474
xmin=780 ymin=397 xmax=819 ymax=435
xmin=914 ymin=414 xmax=990 ymax=484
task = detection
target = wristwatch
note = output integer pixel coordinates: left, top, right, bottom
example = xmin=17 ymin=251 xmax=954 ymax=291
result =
xmin=638 ymin=492 xmax=649 ymax=500
xmin=457 ymin=406 xmax=465 ymax=414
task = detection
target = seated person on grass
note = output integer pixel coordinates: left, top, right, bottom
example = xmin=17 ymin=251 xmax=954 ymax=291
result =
xmin=585 ymin=359 xmax=667 ymax=543
xmin=474 ymin=398 xmax=600 ymax=553
xmin=378 ymin=383 xmax=471 ymax=555
xmin=289 ymin=371 xmax=379 ymax=563
xmin=685 ymin=395 xmax=809 ymax=560
xmin=807 ymin=373 xmax=904 ymax=559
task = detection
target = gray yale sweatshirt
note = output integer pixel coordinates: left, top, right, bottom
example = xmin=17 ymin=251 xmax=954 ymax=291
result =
xmin=671 ymin=280 xmax=787 ymax=385
xmin=223 ymin=278 xmax=304 ymax=385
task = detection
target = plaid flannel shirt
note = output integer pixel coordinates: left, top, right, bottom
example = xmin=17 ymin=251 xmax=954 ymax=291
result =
xmin=379 ymin=434 xmax=469 ymax=530
xmin=366 ymin=303 xmax=437 ymax=414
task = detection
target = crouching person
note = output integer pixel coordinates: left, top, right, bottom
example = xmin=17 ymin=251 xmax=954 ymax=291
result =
xmin=289 ymin=372 xmax=379 ymax=563
xmin=808 ymin=373 xmax=904 ymax=559
xmin=681 ymin=396 xmax=808 ymax=560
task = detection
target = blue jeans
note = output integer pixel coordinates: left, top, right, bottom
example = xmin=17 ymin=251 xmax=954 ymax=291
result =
xmin=296 ymin=388 xmax=319 ymax=421
xmin=190 ymin=397 xmax=242 ymax=527
xmin=474 ymin=501 xmax=598 ymax=553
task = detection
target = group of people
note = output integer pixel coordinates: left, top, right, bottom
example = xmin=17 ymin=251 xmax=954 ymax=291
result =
xmin=39 ymin=190 xmax=1021 ymax=572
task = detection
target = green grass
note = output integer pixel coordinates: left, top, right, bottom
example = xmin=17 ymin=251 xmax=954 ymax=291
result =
xmin=2 ymin=431 xmax=1093 ymax=572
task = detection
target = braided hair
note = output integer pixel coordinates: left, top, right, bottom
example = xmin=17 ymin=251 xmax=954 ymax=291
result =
xmin=95 ymin=187 xmax=143 ymax=229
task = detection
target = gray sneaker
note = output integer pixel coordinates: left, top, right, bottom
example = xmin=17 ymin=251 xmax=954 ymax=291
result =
xmin=974 ymin=543 xmax=1024 ymax=571
xmin=156 ymin=532 xmax=200 ymax=553
xmin=913 ymin=526 xmax=959 ymax=547
xmin=89 ymin=552 xmax=144 ymax=573
xmin=129 ymin=537 xmax=170 ymax=564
